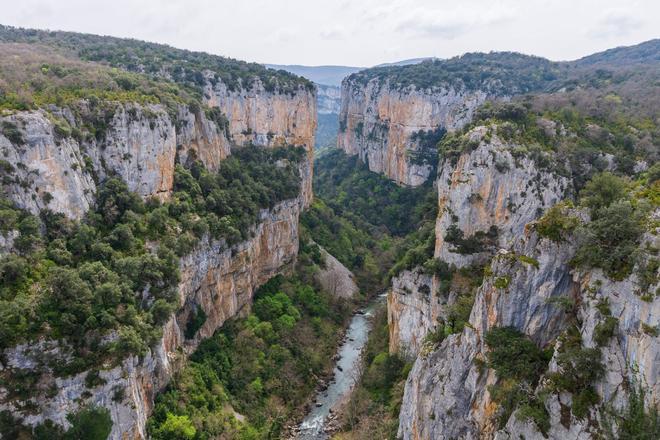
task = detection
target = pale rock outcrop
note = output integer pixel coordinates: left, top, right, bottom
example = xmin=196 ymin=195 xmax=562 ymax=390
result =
xmin=387 ymin=269 xmax=438 ymax=356
xmin=204 ymin=79 xmax=316 ymax=149
xmin=204 ymin=78 xmax=316 ymax=206
xmin=0 ymin=198 xmax=302 ymax=439
xmin=0 ymin=111 xmax=96 ymax=218
xmin=398 ymin=229 xmax=579 ymax=440
xmin=86 ymin=103 xmax=177 ymax=200
xmin=398 ymin=222 xmax=660 ymax=440
xmin=434 ymin=126 xmax=569 ymax=268
xmin=0 ymin=89 xmax=316 ymax=217
xmin=0 ymin=104 xmax=229 ymax=218
xmin=174 ymin=106 xmax=232 ymax=171
xmin=314 ymin=245 xmax=359 ymax=299
xmin=337 ymin=77 xmax=488 ymax=186
xmin=316 ymin=84 xmax=341 ymax=115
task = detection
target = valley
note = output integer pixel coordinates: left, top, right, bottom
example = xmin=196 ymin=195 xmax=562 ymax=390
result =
xmin=0 ymin=22 xmax=658 ymax=440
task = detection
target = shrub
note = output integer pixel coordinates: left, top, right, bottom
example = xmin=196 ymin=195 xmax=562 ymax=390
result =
xmin=152 ymin=413 xmax=196 ymax=440
xmin=184 ymin=306 xmax=207 ymax=339
xmin=535 ymin=203 xmax=579 ymax=242
xmin=484 ymin=327 xmax=550 ymax=384
xmin=574 ymin=200 xmax=646 ymax=279
xmin=65 ymin=406 xmax=113 ymax=440
xmin=445 ymin=224 xmax=498 ymax=254
xmin=594 ymin=316 xmax=618 ymax=346
xmin=1 ymin=121 xmax=24 ymax=144
xmin=494 ymin=276 xmax=510 ymax=289
xmin=546 ymin=329 xmax=604 ymax=419
xmin=579 ymin=172 xmax=627 ymax=216
xmin=607 ymin=381 xmax=660 ymax=440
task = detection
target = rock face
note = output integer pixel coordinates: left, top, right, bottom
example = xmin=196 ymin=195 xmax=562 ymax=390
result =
xmin=0 ymin=85 xmax=316 ymax=218
xmin=387 ymin=269 xmax=437 ymax=356
xmin=316 ymin=84 xmax=342 ymax=115
xmin=0 ymin=104 xmax=227 ymax=218
xmin=337 ymin=77 xmax=488 ymax=186
xmin=398 ymin=229 xmax=578 ymax=439
xmin=434 ymin=126 xmax=569 ymax=268
xmin=387 ymin=128 xmax=569 ymax=358
xmin=397 ymin=224 xmax=660 ymax=440
xmin=314 ymin=245 xmax=359 ymax=299
xmin=0 ymin=83 xmax=317 ymax=437
xmin=0 ymin=198 xmax=302 ymax=439
xmin=204 ymin=79 xmax=316 ymax=206
xmin=0 ymin=111 xmax=97 ymax=218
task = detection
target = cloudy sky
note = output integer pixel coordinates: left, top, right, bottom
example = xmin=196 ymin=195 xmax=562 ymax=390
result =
xmin=2 ymin=0 xmax=658 ymax=66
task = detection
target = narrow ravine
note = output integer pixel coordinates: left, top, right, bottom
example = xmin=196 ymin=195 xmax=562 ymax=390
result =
xmin=293 ymin=295 xmax=386 ymax=439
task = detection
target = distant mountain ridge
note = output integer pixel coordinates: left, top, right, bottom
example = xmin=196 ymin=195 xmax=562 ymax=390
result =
xmin=265 ymin=64 xmax=364 ymax=87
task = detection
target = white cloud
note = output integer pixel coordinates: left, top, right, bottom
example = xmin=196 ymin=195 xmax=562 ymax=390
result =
xmin=0 ymin=0 xmax=657 ymax=65
xmin=588 ymin=9 xmax=644 ymax=38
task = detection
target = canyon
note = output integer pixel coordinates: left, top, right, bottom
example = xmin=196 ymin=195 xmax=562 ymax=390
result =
xmin=0 ymin=23 xmax=658 ymax=440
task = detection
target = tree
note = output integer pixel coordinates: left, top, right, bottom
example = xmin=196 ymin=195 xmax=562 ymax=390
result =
xmin=153 ymin=413 xmax=196 ymax=440
xmin=580 ymin=172 xmax=627 ymax=216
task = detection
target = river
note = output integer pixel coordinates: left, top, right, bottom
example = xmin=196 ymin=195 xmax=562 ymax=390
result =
xmin=293 ymin=294 xmax=385 ymax=439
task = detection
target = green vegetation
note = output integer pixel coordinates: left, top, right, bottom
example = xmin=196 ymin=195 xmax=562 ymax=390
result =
xmin=408 ymin=127 xmax=446 ymax=169
xmin=0 ymin=146 xmax=302 ymax=382
xmin=466 ymin=90 xmax=659 ymax=190
xmin=573 ymin=173 xmax=650 ymax=280
xmin=0 ymin=25 xmax=313 ymax=95
xmin=494 ymin=276 xmax=510 ymax=289
xmin=484 ymin=327 xmax=552 ymax=434
xmin=603 ymin=380 xmax=660 ymax=440
xmin=546 ymin=327 xmax=605 ymax=419
xmin=444 ymin=224 xmax=498 ymax=255
xmin=348 ymin=52 xmax=560 ymax=94
xmin=441 ymin=265 xmax=486 ymax=334
xmin=1 ymin=406 xmax=112 ymax=440
xmin=304 ymin=148 xmax=438 ymax=293
xmin=0 ymin=43 xmax=192 ymax=113
xmin=535 ymin=202 xmax=580 ymax=242
xmin=148 ymin=272 xmax=352 ymax=439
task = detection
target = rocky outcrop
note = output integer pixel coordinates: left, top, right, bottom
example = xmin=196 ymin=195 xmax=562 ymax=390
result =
xmin=204 ymin=79 xmax=316 ymax=206
xmin=0 ymin=87 xmax=317 ymax=217
xmin=314 ymin=245 xmax=359 ymax=299
xmin=0 ymin=111 xmax=97 ymax=218
xmin=0 ymin=198 xmax=302 ymax=439
xmin=317 ymin=84 xmax=341 ymax=115
xmin=337 ymin=77 xmax=488 ymax=186
xmin=0 ymin=104 xmax=228 ymax=218
xmin=398 ymin=229 xmax=579 ymax=439
xmin=397 ymin=222 xmax=660 ymax=440
xmin=387 ymin=269 xmax=437 ymax=356
xmin=388 ymin=127 xmax=569 ymax=357
xmin=434 ymin=126 xmax=569 ymax=268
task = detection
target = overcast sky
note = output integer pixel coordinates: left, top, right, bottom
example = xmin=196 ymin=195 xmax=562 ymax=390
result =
xmin=2 ymin=0 xmax=658 ymax=66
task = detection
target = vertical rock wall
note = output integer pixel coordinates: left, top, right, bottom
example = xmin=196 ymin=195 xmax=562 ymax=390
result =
xmin=337 ymin=77 xmax=488 ymax=186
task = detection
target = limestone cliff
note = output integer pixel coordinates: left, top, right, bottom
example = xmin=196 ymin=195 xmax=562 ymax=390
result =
xmin=204 ymin=78 xmax=317 ymax=206
xmin=387 ymin=269 xmax=436 ymax=356
xmin=0 ymin=198 xmax=301 ymax=439
xmin=388 ymin=127 xmax=568 ymax=356
xmin=434 ymin=126 xmax=569 ymax=268
xmin=337 ymin=77 xmax=487 ymax=186
xmin=0 ymin=90 xmax=316 ymax=218
xmin=0 ymin=104 xmax=228 ymax=218
xmin=397 ymin=219 xmax=659 ymax=440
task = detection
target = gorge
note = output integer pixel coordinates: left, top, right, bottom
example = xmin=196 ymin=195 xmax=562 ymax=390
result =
xmin=0 ymin=23 xmax=658 ymax=440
